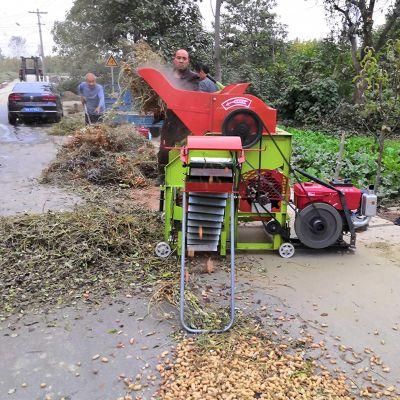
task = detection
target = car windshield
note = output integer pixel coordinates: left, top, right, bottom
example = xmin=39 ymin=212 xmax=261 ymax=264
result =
xmin=13 ymin=83 xmax=53 ymax=93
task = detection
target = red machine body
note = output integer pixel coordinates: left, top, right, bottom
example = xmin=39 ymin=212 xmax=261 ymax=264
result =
xmin=137 ymin=67 xmax=277 ymax=135
xmin=293 ymin=182 xmax=362 ymax=211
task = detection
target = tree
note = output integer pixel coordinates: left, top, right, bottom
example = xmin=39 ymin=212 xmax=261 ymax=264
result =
xmin=52 ymin=0 xmax=210 ymax=60
xmin=219 ymin=0 xmax=287 ymax=100
xmin=276 ymin=39 xmax=354 ymax=124
xmin=0 ymin=48 xmax=5 ymax=60
xmin=221 ymin=0 xmax=286 ymax=66
xmin=8 ymin=36 xmax=27 ymax=58
xmin=321 ymin=0 xmax=400 ymax=102
xmin=52 ymin=0 xmax=213 ymax=86
xmin=355 ymin=40 xmax=400 ymax=194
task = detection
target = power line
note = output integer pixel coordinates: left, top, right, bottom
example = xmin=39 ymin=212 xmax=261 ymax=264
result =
xmin=29 ymin=8 xmax=47 ymax=78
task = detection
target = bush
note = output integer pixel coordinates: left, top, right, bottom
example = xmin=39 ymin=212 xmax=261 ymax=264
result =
xmin=58 ymin=77 xmax=81 ymax=94
xmin=277 ymin=77 xmax=341 ymax=124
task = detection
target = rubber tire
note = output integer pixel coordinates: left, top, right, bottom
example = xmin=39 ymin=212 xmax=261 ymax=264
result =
xmin=8 ymin=113 xmax=17 ymax=125
xmin=278 ymin=242 xmax=295 ymax=258
xmin=295 ymin=202 xmax=343 ymax=249
xmin=155 ymin=242 xmax=172 ymax=258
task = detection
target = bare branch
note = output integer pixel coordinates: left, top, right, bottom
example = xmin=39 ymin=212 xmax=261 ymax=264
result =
xmin=333 ymin=3 xmax=355 ymax=27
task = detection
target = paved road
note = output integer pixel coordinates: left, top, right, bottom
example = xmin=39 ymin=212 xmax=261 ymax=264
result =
xmin=0 ymin=82 xmax=81 ymax=216
xmin=2 ymin=224 xmax=399 ymax=399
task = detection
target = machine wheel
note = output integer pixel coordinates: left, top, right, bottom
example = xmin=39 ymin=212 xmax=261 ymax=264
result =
xmin=295 ymin=202 xmax=343 ymax=249
xmin=278 ymin=242 xmax=295 ymax=258
xmin=155 ymin=241 xmax=172 ymax=258
xmin=222 ymin=109 xmax=262 ymax=149
xmin=265 ymin=220 xmax=281 ymax=235
xmin=158 ymin=211 xmax=165 ymax=222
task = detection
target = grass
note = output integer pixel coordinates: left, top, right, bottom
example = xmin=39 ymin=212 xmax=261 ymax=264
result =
xmin=0 ymin=70 xmax=17 ymax=83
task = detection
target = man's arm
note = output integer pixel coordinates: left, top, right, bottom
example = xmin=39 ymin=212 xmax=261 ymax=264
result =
xmin=199 ymin=78 xmax=218 ymax=93
xmin=96 ymin=85 xmax=105 ymax=113
xmin=78 ymin=82 xmax=86 ymax=104
xmin=77 ymin=82 xmax=84 ymax=95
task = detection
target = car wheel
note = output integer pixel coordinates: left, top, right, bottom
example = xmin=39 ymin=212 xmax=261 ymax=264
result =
xmin=8 ymin=113 xmax=17 ymax=125
xmin=49 ymin=114 xmax=61 ymax=123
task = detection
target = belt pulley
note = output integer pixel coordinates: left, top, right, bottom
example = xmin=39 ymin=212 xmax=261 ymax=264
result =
xmin=222 ymin=109 xmax=263 ymax=149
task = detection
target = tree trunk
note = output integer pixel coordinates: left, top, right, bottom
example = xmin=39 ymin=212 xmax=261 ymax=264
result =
xmin=334 ymin=131 xmax=346 ymax=180
xmin=214 ymin=0 xmax=222 ymax=82
xmin=374 ymin=130 xmax=385 ymax=194
xmin=359 ymin=1 xmax=375 ymax=60
xmin=349 ymin=31 xmax=364 ymax=104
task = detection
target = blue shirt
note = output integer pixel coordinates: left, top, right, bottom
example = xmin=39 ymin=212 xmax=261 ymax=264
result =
xmin=199 ymin=77 xmax=218 ymax=93
xmin=78 ymin=82 xmax=105 ymax=114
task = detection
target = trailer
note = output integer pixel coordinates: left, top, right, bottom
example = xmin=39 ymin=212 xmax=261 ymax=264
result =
xmin=104 ymin=87 xmax=163 ymax=137
xmin=19 ymin=57 xmax=44 ymax=82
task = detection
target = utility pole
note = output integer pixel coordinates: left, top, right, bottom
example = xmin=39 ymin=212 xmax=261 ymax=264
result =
xmin=29 ymin=9 xmax=47 ymax=80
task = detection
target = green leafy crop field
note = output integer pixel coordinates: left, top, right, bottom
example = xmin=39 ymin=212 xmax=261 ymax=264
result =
xmin=285 ymin=127 xmax=400 ymax=202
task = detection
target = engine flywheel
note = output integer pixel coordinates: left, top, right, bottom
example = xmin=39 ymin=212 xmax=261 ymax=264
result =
xmin=294 ymin=202 xmax=343 ymax=249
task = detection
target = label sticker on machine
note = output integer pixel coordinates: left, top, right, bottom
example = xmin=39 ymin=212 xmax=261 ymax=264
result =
xmin=221 ymin=97 xmax=252 ymax=110
xmin=21 ymin=107 xmax=43 ymax=112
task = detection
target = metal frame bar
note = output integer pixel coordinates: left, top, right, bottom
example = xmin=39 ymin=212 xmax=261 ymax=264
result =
xmin=180 ymin=192 xmax=236 ymax=333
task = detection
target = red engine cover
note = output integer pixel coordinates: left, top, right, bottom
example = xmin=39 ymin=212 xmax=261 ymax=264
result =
xmin=293 ymin=182 xmax=362 ymax=211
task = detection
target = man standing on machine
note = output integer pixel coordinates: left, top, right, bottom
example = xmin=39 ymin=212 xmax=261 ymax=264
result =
xmin=156 ymin=49 xmax=199 ymax=181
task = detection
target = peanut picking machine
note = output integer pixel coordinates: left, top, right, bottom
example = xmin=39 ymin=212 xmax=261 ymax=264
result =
xmin=137 ymin=67 xmax=377 ymax=333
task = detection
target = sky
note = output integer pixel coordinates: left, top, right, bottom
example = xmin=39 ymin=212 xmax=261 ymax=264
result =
xmin=0 ymin=0 xmax=389 ymax=57
xmin=0 ymin=0 xmax=73 ymax=57
xmin=199 ymin=0 xmax=332 ymax=40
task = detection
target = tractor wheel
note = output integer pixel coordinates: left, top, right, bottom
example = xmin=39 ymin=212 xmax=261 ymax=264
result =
xmin=295 ymin=202 xmax=343 ymax=249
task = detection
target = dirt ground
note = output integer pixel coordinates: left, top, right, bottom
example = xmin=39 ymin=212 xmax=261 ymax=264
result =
xmin=1 ymin=217 xmax=399 ymax=399
xmin=1 ymin=81 xmax=400 ymax=399
xmin=378 ymin=206 xmax=400 ymax=224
